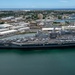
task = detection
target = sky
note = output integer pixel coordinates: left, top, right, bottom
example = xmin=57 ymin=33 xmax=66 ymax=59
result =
xmin=0 ymin=0 xmax=75 ymax=8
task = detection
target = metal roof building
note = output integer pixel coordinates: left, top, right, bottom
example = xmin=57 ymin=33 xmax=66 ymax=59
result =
xmin=0 ymin=24 xmax=12 ymax=28
xmin=42 ymin=28 xmax=61 ymax=31
xmin=0 ymin=30 xmax=17 ymax=35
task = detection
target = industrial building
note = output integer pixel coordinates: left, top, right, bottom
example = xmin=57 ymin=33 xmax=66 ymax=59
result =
xmin=0 ymin=30 xmax=17 ymax=36
xmin=62 ymin=26 xmax=75 ymax=30
xmin=0 ymin=28 xmax=9 ymax=32
xmin=1 ymin=16 xmax=14 ymax=20
xmin=42 ymin=28 xmax=62 ymax=31
xmin=18 ymin=27 xmax=30 ymax=33
xmin=0 ymin=24 xmax=12 ymax=28
xmin=0 ymin=22 xmax=30 ymax=38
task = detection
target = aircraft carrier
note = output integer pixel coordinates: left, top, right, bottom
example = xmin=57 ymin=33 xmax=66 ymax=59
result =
xmin=0 ymin=30 xmax=75 ymax=49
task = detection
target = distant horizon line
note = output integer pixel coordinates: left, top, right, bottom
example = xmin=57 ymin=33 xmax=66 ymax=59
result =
xmin=0 ymin=7 xmax=75 ymax=9
xmin=0 ymin=8 xmax=75 ymax=10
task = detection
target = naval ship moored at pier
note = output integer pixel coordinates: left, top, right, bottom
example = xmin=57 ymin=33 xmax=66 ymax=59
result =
xmin=0 ymin=30 xmax=75 ymax=49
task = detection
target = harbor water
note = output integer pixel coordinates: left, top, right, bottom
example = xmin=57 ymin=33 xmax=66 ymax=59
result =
xmin=0 ymin=48 xmax=75 ymax=75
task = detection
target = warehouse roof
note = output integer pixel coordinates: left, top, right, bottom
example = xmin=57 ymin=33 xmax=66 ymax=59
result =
xmin=42 ymin=28 xmax=54 ymax=31
xmin=62 ymin=26 xmax=75 ymax=29
xmin=42 ymin=28 xmax=61 ymax=31
xmin=18 ymin=27 xmax=30 ymax=31
xmin=0 ymin=24 xmax=12 ymax=28
xmin=0 ymin=30 xmax=17 ymax=35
